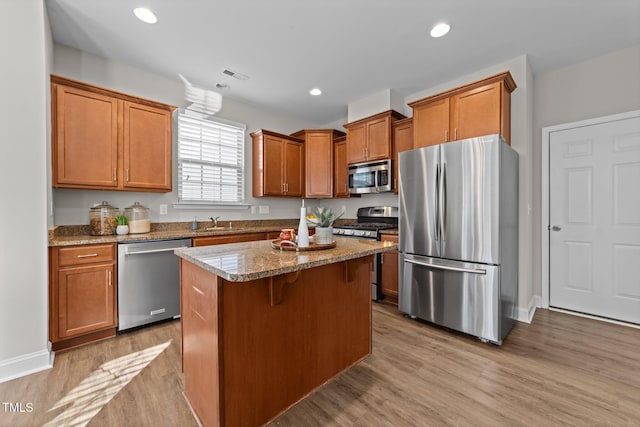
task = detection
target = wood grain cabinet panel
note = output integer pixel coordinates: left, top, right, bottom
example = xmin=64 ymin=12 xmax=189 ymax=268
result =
xmin=51 ymin=75 xmax=175 ymax=192
xmin=412 ymin=97 xmax=450 ymax=148
xmin=192 ymin=233 xmax=267 ymax=247
xmin=49 ymin=243 xmax=117 ymax=350
xmin=283 ymin=139 xmax=304 ymax=197
xmin=392 ymin=118 xmax=413 ymax=194
xmin=333 ymin=137 xmax=350 ymax=198
xmin=409 ymin=71 xmax=516 ymax=146
xmin=57 ymin=264 xmax=116 ymax=339
xmin=291 ymin=129 xmax=346 ymax=198
xmin=380 ymin=234 xmax=399 ymax=305
xmin=123 ymin=101 xmax=172 ymax=191
xmin=344 ymin=110 xmax=406 ymax=164
xmin=53 ymin=84 xmax=119 ymax=188
xmin=252 ymin=129 xmax=304 ymax=197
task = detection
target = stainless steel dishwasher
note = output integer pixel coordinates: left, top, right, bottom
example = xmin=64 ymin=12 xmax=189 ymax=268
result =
xmin=117 ymin=238 xmax=191 ymax=331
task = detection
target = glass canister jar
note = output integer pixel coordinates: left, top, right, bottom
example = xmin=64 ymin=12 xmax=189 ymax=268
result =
xmin=125 ymin=202 xmax=151 ymax=234
xmin=89 ymin=201 xmax=119 ymax=236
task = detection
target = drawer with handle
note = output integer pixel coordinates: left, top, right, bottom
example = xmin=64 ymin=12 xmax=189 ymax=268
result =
xmin=58 ymin=244 xmax=115 ymax=267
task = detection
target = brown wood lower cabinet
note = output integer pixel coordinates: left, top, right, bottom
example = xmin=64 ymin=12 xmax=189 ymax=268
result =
xmin=380 ymin=234 xmax=399 ymax=305
xmin=180 ymin=256 xmax=373 ymax=426
xmin=192 ymin=233 xmax=268 ymax=247
xmin=49 ymin=244 xmax=117 ymax=351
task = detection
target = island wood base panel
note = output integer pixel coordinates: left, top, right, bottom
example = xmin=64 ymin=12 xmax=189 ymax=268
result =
xmin=180 ymin=256 xmax=374 ymax=426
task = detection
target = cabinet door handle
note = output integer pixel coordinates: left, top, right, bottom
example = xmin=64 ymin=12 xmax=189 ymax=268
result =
xmin=454 ymin=128 xmax=457 ymax=140
xmin=113 ymin=168 xmax=116 ymax=182
xmin=125 ymin=169 xmax=129 ymax=182
xmin=381 ymin=254 xmax=384 ymax=264
xmin=445 ymin=130 xmax=448 ymax=142
xmin=107 ymin=270 xmax=112 ymax=287
xmin=77 ymin=253 xmax=98 ymax=258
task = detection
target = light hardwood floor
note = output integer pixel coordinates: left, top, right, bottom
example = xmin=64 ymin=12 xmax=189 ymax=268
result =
xmin=1 ymin=304 xmax=638 ymax=426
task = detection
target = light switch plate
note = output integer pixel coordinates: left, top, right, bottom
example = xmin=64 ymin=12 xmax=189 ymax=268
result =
xmin=159 ymin=204 xmax=168 ymax=215
xmin=259 ymin=205 xmax=269 ymax=214
xmin=251 ymin=205 xmax=257 ymax=214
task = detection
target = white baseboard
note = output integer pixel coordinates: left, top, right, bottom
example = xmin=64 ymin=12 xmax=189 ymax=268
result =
xmin=517 ymin=295 xmax=541 ymax=324
xmin=0 ymin=347 xmax=54 ymax=383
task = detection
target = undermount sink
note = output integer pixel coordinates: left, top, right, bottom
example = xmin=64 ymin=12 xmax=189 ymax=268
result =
xmin=204 ymin=227 xmax=228 ymax=231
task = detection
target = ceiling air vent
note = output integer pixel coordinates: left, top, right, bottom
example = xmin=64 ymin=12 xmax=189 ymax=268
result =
xmin=223 ymin=69 xmax=249 ymax=80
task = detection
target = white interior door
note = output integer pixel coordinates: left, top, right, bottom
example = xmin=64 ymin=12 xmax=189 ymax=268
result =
xmin=549 ymin=116 xmax=640 ymax=324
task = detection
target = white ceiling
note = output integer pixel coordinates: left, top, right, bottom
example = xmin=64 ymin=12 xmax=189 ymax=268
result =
xmin=45 ymin=0 xmax=640 ymax=125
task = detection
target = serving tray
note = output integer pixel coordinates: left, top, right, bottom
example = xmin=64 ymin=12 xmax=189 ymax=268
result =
xmin=271 ymin=239 xmax=336 ymax=251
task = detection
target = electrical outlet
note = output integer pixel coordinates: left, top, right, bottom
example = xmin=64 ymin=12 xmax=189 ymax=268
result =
xmin=159 ymin=204 xmax=168 ymax=215
xmin=251 ymin=205 xmax=257 ymax=214
xmin=259 ymin=205 xmax=269 ymax=214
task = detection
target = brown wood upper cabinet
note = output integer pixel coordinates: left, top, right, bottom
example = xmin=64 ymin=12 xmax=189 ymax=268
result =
xmin=333 ymin=136 xmax=350 ymax=198
xmin=291 ymin=129 xmax=346 ymax=198
xmin=392 ymin=118 xmax=413 ymax=194
xmin=251 ymin=129 xmax=304 ymax=197
xmin=51 ymin=75 xmax=174 ymax=192
xmin=343 ymin=110 xmax=406 ymax=164
xmin=409 ymin=72 xmax=516 ymax=148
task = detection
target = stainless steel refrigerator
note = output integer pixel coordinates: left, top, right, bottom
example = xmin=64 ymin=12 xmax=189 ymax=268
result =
xmin=398 ymin=134 xmax=518 ymax=345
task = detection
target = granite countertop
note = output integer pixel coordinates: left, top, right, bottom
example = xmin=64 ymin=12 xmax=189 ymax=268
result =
xmin=174 ymin=237 xmax=397 ymax=282
xmin=48 ymin=219 xmax=307 ymax=247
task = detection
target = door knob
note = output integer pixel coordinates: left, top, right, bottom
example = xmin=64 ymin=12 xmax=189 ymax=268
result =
xmin=551 ymin=225 xmax=561 ymax=231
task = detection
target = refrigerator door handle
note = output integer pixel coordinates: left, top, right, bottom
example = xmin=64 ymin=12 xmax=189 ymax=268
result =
xmin=440 ymin=162 xmax=447 ymax=242
xmin=435 ymin=163 xmax=440 ymax=241
xmin=404 ymin=257 xmax=487 ymax=275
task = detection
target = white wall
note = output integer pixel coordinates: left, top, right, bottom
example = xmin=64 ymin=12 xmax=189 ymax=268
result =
xmin=347 ymin=88 xmax=406 ymax=122
xmin=532 ymin=44 xmax=640 ymax=299
xmin=0 ymin=0 xmax=53 ymax=382
xmin=52 ymin=44 xmax=323 ymax=225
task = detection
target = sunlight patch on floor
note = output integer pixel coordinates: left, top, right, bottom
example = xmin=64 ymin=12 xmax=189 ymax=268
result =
xmin=43 ymin=340 xmax=171 ymax=427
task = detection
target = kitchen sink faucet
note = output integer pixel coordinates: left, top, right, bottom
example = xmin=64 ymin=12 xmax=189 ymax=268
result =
xmin=210 ymin=216 xmax=220 ymax=228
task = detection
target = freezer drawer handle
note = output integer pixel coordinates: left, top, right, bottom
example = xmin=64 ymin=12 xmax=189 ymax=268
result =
xmin=124 ymin=246 xmax=187 ymax=255
xmin=404 ymin=258 xmax=486 ymax=275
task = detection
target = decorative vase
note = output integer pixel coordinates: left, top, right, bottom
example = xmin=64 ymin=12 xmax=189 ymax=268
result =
xmin=116 ymin=225 xmax=129 ymax=235
xmin=315 ymin=226 xmax=333 ymax=245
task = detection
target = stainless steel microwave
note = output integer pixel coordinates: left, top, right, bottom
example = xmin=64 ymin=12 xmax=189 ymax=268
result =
xmin=348 ymin=159 xmax=393 ymax=194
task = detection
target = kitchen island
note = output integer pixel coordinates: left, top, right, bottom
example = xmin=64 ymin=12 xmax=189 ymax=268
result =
xmin=174 ymin=237 xmax=396 ymax=426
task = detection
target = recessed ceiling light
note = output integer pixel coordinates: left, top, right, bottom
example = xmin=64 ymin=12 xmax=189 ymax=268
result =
xmin=309 ymin=88 xmax=322 ymax=96
xmin=430 ymin=23 xmax=450 ymax=38
xmin=133 ymin=7 xmax=158 ymax=24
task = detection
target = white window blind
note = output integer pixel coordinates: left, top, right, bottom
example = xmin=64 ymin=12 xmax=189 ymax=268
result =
xmin=177 ymin=110 xmax=246 ymax=204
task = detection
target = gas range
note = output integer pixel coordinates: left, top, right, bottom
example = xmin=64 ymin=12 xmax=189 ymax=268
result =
xmin=332 ymin=206 xmax=398 ymax=240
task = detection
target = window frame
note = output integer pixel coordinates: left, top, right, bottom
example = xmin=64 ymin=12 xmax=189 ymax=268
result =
xmin=175 ymin=109 xmax=248 ymax=208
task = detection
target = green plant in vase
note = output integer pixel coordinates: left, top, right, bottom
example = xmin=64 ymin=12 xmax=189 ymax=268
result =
xmin=306 ymin=207 xmax=343 ymax=244
xmin=116 ymin=214 xmax=129 ymax=235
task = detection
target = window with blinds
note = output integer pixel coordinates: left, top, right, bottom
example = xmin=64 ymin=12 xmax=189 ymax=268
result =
xmin=177 ymin=110 xmax=246 ymax=204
